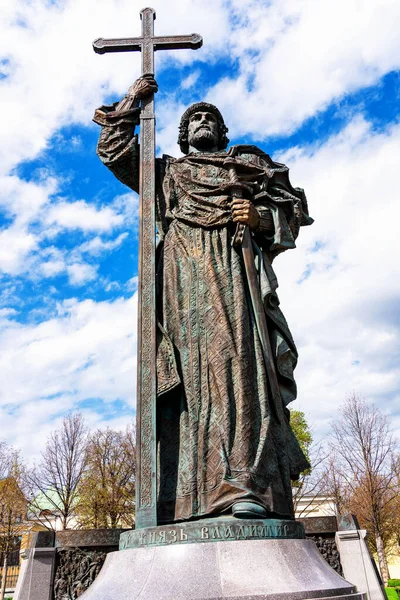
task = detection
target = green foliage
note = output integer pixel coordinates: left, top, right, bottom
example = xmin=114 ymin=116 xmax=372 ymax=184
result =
xmin=290 ymin=409 xmax=312 ymax=476
xmin=386 ymin=580 xmax=400 ymax=600
xmin=76 ymin=426 xmax=136 ymax=529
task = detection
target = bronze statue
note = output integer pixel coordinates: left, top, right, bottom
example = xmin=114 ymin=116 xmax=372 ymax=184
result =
xmin=94 ymin=74 xmax=313 ymax=525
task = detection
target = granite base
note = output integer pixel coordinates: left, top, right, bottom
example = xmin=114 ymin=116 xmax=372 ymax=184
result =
xmin=336 ymin=529 xmax=387 ymax=600
xmin=14 ymin=547 xmax=56 ymax=600
xmin=79 ymin=537 xmax=367 ymax=600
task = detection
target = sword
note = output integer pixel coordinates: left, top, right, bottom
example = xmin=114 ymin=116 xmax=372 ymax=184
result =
xmin=225 ymin=159 xmax=284 ymax=423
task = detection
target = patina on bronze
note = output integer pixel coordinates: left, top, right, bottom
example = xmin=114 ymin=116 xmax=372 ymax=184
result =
xmin=119 ymin=517 xmax=305 ymax=550
xmin=227 ymin=159 xmax=284 ymax=429
xmin=93 ymin=8 xmax=203 ymax=530
xmin=93 ymin=13 xmax=313 ymax=529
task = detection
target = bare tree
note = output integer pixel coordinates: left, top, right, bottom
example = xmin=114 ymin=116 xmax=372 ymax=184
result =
xmin=0 ymin=443 xmax=26 ymax=600
xmin=292 ymin=439 xmax=330 ymax=517
xmin=330 ymin=393 xmax=398 ymax=585
xmin=320 ymin=452 xmax=351 ymax=516
xmin=26 ymin=413 xmax=89 ymax=530
xmin=75 ymin=426 xmax=136 ymax=529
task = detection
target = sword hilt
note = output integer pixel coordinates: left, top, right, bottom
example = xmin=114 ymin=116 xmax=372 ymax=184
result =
xmin=224 ymin=159 xmax=252 ymax=247
xmin=232 ymin=222 xmax=246 ymax=246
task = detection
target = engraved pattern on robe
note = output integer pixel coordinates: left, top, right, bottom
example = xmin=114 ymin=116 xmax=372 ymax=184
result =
xmin=156 ymin=152 xmax=310 ymax=522
xmin=94 ymin=108 xmax=313 ymax=523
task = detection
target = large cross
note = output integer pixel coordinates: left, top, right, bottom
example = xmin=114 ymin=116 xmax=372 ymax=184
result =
xmin=93 ymin=8 xmax=203 ymax=530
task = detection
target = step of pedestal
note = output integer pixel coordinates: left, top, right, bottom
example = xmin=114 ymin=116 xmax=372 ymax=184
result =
xmin=79 ymin=538 xmax=368 ymax=600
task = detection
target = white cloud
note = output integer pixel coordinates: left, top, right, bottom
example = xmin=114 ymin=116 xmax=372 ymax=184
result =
xmin=0 ymin=0 xmax=228 ymax=288
xmin=111 ymin=192 xmax=139 ymax=226
xmin=0 ymin=226 xmax=38 ymax=274
xmin=2 ymin=0 xmax=398 ymax=170
xmin=0 ymin=190 xmax=128 ymax=280
xmin=272 ymin=117 xmax=400 ymax=436
xmin=0 ymin=175 xmax=57 ymax=274
xmin=78 ymin=232 xmax=128 ymax=256
xmin=1 ymin=0 xmax=399 ymax=284
xmin=0 ymin=174 xmax=131 ymax=279
xmin=156 ymin=100 xmax=186 ymax=158
xmin=1 ymin=0 xmax=400 ymax=456
xmin=67 ymin=262 xmax=98 ymax=286
xmin=0 ymin=174 xmax=57 ymax=223
xmin=206 ymin=0 xmax=400 ymax=139
xmin=40 ymin=259 xmax=66 ymax=278
xmin=44 ymin=200 xmax=123 ymax=232
xmin=181 ymin=70 xmax=201 ymax=90
xmin=0 ymin=0 xmax=229 ymax=175
xmin=2 ymin=117 xmax=399 ymax=457
xmin=0 ymin=308 xmax=17 ymax=319
xmin=125 ymin=276 xmax=138 ymax=293
xmin=0 ymin=295 xmax=137 ymax=459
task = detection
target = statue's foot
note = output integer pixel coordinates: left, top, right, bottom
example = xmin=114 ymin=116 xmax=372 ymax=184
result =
xmin=232 ymin=501 xmax=267 ymax=519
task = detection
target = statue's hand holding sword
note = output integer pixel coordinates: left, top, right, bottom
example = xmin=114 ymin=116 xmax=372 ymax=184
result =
xmin=226 ymin=158 xmax=284 ymax=424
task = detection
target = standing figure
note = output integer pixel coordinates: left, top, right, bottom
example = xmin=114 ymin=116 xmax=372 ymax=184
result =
xmin=94 ymin=75 xmax=313 ymax=524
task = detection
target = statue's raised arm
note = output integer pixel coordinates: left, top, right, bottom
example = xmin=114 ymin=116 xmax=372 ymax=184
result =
xmin=94 ymin=94 xmax=314 ymax=523
xmin=87 ymin=10 xmax=367 ymax=600
xmin=93 ymin=75 xmax=158 ymax=192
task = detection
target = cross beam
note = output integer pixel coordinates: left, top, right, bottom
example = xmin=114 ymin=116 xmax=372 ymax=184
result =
xmin=93 ymin=8 xmax=203 ymax=530
xmin=93 ymin=33 xmax=202 ymax=54
xmin=93 ymin=7 xmax=202 ymax=73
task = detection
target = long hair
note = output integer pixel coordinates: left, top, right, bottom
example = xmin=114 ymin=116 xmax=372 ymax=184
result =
xmin=178 ymin=102 xmax=229 ymax=154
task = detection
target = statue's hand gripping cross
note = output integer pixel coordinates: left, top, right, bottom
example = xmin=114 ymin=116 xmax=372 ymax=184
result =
xmin=93 ymin=8 xmax=203 ymax=530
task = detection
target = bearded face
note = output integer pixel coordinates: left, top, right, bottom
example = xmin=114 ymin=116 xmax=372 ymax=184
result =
xmin=187 ymin=111 xmax=219 ymax=151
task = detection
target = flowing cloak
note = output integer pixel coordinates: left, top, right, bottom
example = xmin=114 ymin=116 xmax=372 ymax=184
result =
xmin=94 ymin=105 xmax=313 ymax=523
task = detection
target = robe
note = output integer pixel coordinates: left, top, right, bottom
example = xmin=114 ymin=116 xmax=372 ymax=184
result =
xmin=94 ymin=105 xmax=313 ymax=523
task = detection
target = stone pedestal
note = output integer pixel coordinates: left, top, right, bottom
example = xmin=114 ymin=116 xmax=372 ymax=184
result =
xmin=80 ymin=536 xmax=366 ymax=600
xmin=14 ymin=547 xmax=56 ymax=600
xmin=14 ymin=531 xmax=56 ymax=600
xmin=336 ymin=529 xmax=387 ymax=600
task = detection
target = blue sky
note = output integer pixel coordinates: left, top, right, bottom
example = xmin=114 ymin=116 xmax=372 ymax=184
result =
xmin=1 ymin=0 xmax=400 ymax=459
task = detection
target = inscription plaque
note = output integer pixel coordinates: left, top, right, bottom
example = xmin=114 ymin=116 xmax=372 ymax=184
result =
xmin=119 ymin=518 xmax=304 ymax=550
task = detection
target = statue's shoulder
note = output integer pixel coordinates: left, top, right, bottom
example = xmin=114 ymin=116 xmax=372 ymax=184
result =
xmin=228 ymin=145 xmax=288 ymax=173
xmin=156 ymin=154 xmax=177 ymax=177
xmin=230 ymin=145 xmax=312 ymax=221
xmin=160 ymin=154 xmax=176 ymax=164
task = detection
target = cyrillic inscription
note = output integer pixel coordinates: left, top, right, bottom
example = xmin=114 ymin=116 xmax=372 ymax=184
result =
xmin=223 ymin=526 xmax=234 ymax=538
xmin=149 ymin=531 xmax=156 ymax=544
xmin=211 ymin=527 xmax=221 ymax=539
xmin=158 ymin=531 xmax=166 ymax=543
xmin=119 ymin=519 xmax=303 ymax=550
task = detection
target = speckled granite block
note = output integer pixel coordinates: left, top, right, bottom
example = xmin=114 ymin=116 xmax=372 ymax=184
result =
xmin=14 ymin=547 xmax=56 ymax=600
xmin=79 ymin=538 xmax=367 ymax=600
xmin=336 ymin=529 xmax=387 ymax=600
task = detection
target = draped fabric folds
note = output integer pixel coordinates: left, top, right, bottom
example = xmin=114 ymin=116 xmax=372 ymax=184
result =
xmin=95 ymin=107 xmax=313 ymax=523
